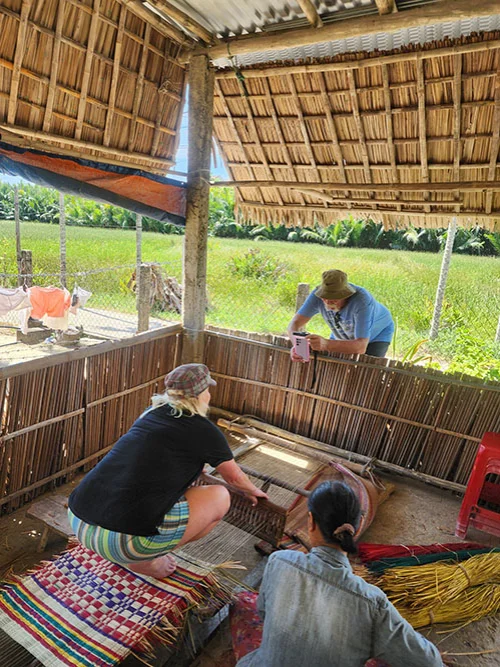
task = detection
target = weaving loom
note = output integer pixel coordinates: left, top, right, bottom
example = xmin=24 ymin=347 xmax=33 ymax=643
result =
xmin=192 ymin=419 xmax=394 ymax=553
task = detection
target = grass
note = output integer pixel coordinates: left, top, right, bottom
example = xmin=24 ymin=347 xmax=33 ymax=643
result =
xmin=1 ymin=221 xmax=499 ymax=378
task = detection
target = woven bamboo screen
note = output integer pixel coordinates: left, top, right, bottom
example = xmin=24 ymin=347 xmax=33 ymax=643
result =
xmin=214 ymin=32 xmax=500 ymax=231
xmin=0 ymin=326 xmax=180 ymax=515
xmin=205 ymin=330 xmax=500 ymax=487
xmin=0 ymin=0 xmax=191 ymax=174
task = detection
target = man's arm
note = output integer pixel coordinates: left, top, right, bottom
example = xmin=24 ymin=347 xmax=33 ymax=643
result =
xmin=287 ymin=313 xmax=311 ymax=342
xmin=308 ymin=335 xmax=369 ymax=355
xmin=372 ymin=598 xmax=443 ymax=667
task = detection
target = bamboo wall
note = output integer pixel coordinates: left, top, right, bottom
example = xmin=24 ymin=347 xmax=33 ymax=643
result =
xmin=205 ymin=329 xmax=500 ymax=487
xmin=0 ymin=326 xmax=180 ymax=515
xmin=1 ymin=324 xmax=498 ymax=517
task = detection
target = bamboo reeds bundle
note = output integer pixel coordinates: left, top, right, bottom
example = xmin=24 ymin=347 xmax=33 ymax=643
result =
xmin=378 ymin=552 xmax=500 ymax=610
xmin=399 ymin=584 xmax=500 ymax=629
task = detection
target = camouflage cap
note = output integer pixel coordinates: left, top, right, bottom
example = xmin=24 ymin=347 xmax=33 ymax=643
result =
xmin=164 ymin=363 xmax=216 ymax=398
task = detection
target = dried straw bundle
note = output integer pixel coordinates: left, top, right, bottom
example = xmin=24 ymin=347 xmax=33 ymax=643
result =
xmin=379 ymin=552 xmax=500 ymax=610
xmin=398 ymin=584 xmax=500 ymax=629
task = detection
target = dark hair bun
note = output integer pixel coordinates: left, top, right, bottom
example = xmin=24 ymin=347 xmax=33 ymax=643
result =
xmin=308 ymin=481 xmax=360 ymax=554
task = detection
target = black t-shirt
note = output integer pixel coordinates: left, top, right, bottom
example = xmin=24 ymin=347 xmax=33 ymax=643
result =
xmin=68 ymin=405 xmax=233 ymax=536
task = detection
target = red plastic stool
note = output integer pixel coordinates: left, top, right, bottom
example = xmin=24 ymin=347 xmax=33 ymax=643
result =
xmin=456 ymin=432 xmax=500 ymax=539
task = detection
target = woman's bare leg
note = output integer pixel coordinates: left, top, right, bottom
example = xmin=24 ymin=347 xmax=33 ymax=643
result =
xmin=124 ymin=485 xmax=230 ymax=579
xmin=176 ymin=485 xmax=230 ymax=546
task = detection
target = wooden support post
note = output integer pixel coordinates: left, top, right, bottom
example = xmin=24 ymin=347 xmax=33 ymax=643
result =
xmin=59 ymin=192 xmax=66 ymax=288
xmin=374 ymin=0 xmax=397 ymax=14
xmin=135 ymin=213 xmax=142 ymax=306
xmin=20 ymin=249 xmax=32 ymax=287
xmin=295 ymin=283 xmax=310 ymax=312
xmin=14 ymin=185 xmax=22 ymax=286
xmin=430 ymin=217 xmax=457 ymax=340
xmin=137 ymin=263 xmax=152 ymax=333
xmin=296 ymin=0 xmax=323 ymax=28
xmin=182 ymin=53 xmax=214 ymax=362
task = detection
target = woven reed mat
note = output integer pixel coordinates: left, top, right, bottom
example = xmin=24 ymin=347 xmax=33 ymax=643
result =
xmin=0 ymin=544 xmax=231 ymax=667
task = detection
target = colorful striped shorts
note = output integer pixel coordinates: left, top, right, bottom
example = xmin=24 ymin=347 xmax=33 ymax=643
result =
xmin=67 ymin=497 xmax=189 ymax=564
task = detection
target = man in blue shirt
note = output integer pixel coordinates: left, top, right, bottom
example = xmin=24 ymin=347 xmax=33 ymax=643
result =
xmin=287 ymin=270 xmax=394 ymax=359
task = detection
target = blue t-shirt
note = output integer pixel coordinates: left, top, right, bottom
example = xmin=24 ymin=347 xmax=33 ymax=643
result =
xmin=298 ymin=284 xmax=394 ymax=343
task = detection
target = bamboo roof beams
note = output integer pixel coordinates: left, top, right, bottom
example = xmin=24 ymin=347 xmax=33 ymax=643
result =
xmin=0 ymin=0 xmax=191 ymax=174
xmin=212 ymin=33 xmax=500 ymax=230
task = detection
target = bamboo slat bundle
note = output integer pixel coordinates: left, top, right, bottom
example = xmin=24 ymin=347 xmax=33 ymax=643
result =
xmin=205 ymin=331 xmax=500 ymax=487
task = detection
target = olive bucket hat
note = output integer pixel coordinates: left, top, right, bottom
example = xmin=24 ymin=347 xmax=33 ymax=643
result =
xmin=164 ymin=363 xmax=216 ymax=398
xmin=315 ymin=270 xmax=356 ymax=300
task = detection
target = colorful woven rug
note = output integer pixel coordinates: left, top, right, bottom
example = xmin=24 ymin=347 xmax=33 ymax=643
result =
xmin=0 ymin=544 xmax=231 ymax=667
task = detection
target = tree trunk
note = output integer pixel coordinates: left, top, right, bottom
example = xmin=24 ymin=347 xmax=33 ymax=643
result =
xmin=136 ymin=213 xmax=142 ymax=308
xmin=429 ymin=217 xmax=457 ymax=340
xmin=15 ymin=185 xmax=22 ymax=286
xmin=59 ymin=192 xmax=67 ymax=288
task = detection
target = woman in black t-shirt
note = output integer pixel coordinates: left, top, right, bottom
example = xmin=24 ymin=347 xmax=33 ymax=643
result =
xmin=68 ymin=363 xmax=267 ymax=579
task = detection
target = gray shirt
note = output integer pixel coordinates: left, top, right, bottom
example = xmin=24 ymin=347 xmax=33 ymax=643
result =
xmin=237 ymin=546 xmax=442 ymax=667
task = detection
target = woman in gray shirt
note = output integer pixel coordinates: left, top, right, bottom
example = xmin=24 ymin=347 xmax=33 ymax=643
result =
xmin=237 ymin=481 xmax=443 ymax=667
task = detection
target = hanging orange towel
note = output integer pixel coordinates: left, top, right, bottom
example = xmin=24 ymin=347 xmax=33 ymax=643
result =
xmin=29 ymin=287 xmax=71 ymax=319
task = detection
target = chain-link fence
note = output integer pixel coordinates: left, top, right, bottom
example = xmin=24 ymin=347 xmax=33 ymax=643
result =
xmin=0 ymin=258 xmax=183 ymax=363
xmin=202 ymin=245 xmax=500 ymax=381
xmin=0 ymin=221 xmax=498 ymax=379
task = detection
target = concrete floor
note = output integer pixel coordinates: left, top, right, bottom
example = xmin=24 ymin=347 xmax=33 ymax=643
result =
xmin=0 ymin=310 xmax=176 ymax=366
xmin=0 ymin=474 xmax=499 ymax=666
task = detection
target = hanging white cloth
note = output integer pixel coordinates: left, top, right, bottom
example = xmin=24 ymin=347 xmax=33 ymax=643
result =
xmin=70 ymin=286 xmax=92 ymax=315
xmin=0 ymin=287 xmax=31 ymax=316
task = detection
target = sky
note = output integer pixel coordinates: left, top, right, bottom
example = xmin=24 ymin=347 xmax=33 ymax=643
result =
xmin=173 ymin=106 xmax=228 ymax=181
xmin=0 ymin=100 xmax=228 ymax=186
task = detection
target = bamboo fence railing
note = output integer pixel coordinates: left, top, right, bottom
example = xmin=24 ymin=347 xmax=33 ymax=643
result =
xmin=0 ymin=325 xmax=181 ymax=515
xmin=1 ymin=323 xmax=498 ymax=517
xmin=204 ymin=328 xmax=500 ymax=488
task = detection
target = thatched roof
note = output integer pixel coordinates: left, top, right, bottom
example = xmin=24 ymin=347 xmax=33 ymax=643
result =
xmin=212 ymin=32 xmax=500 ymax=231
xmin=0 ymin=0 xmax=193 ymax=175
xmin=1 ymin=0 xmax=500 ymax=231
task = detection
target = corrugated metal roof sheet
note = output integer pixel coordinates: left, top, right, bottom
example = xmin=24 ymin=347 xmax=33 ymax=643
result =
xmin=165 ymin=0 xmax=377 ymax=38
xmin=212 ymin=13 xmax=500 ymax=67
